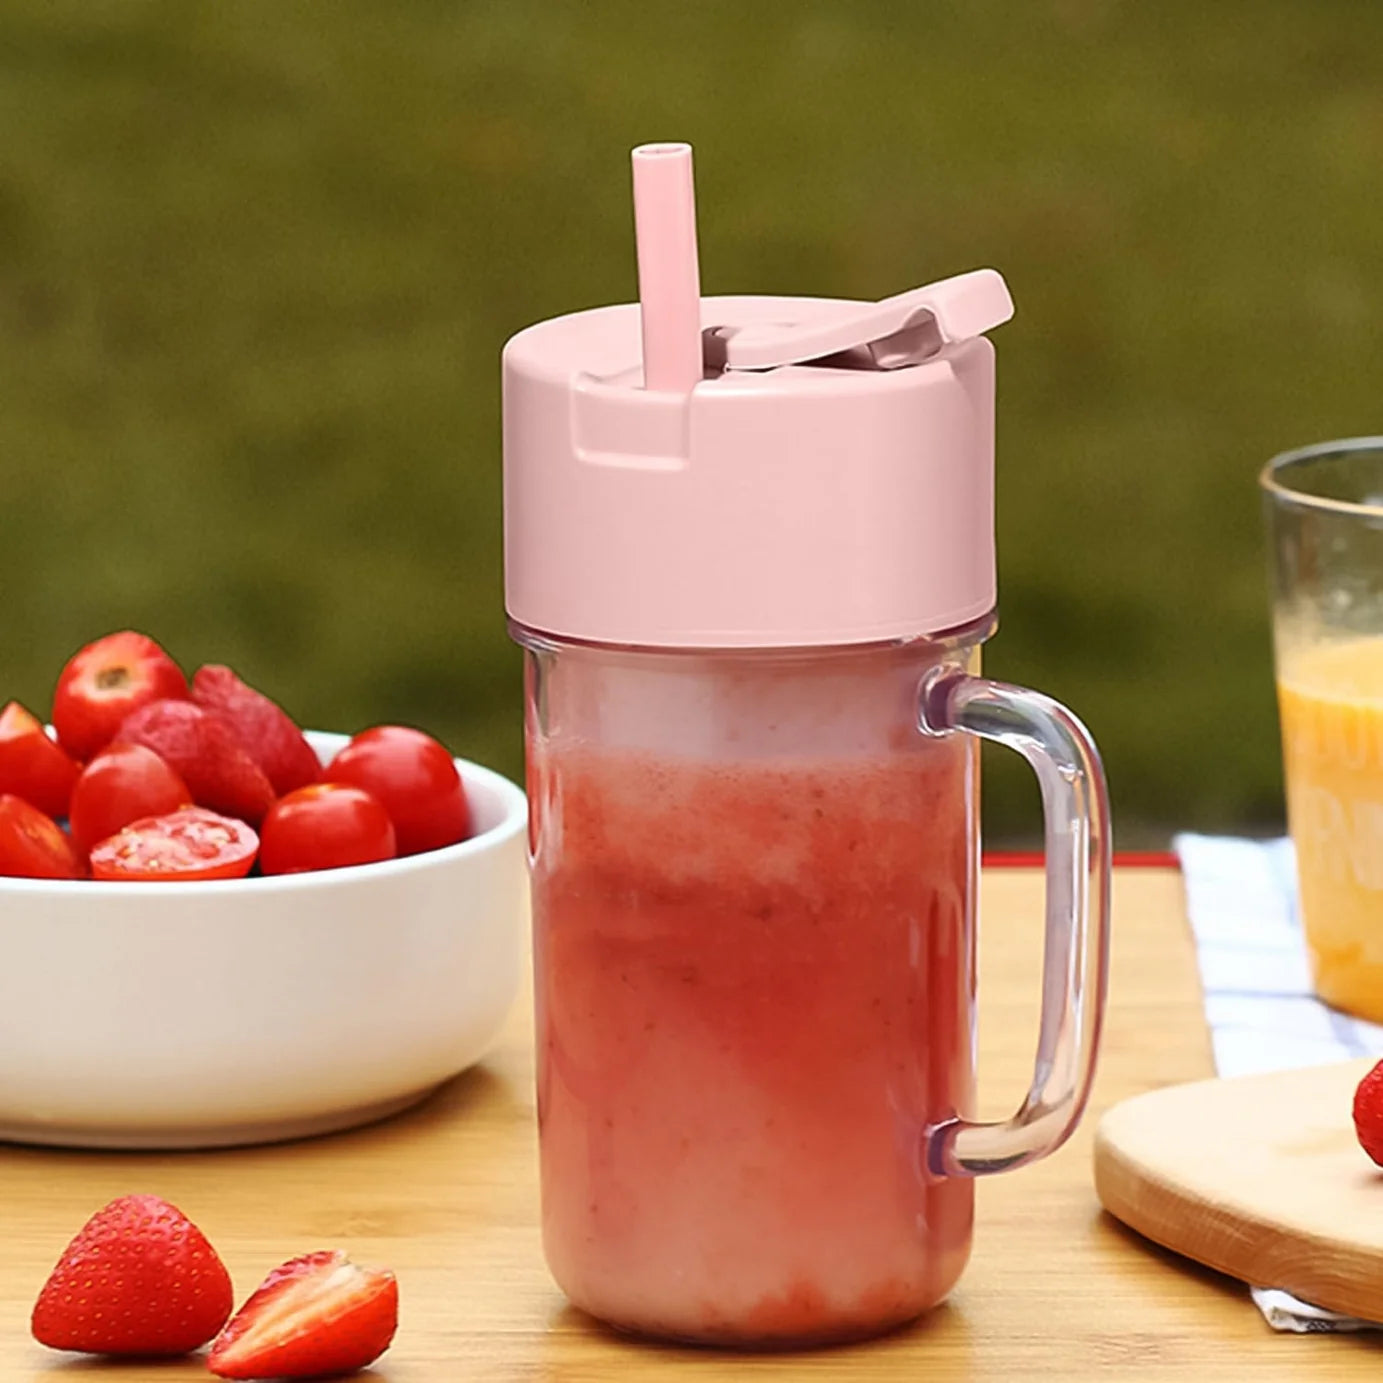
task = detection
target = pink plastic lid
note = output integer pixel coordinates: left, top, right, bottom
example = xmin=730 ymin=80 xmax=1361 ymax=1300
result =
xmin=503 ymin=143 xmax=1013 ymax=649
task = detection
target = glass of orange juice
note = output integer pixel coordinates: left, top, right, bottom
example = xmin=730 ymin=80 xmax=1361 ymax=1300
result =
xmin=1264 ymin=437 xmax=1383 ymax=1020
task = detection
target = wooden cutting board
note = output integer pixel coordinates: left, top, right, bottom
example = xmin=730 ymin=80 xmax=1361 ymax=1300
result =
xmin=1094 ymin=1057 xmax=1383 ymax=1321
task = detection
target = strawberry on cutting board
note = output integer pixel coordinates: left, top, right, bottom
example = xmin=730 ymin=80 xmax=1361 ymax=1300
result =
xmin=31 ymin=1194 xmax=234 ymax=1355
xmin=1353 ymin=1059 xmax=1383 ymax=1166
xmin=208 ymin=1249 xmax=398 ymax=1379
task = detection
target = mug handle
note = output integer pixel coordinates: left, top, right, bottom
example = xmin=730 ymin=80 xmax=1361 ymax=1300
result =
xmin=919 ymin=669 xmax=1112 ymax=1177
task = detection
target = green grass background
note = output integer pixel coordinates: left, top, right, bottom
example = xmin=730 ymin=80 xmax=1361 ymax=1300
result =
xmin=2 ymin=0 xmax=1378 ymax=843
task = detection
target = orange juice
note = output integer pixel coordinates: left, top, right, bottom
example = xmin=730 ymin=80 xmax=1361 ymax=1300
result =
xmin=1278 ymin=637 xmax=1383 ymax=1019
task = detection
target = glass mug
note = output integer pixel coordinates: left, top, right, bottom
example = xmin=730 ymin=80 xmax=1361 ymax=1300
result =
xmin=516 ymin=616 xmax=1110 ymax=1347
xmin=1264 ymin=438 xmax=1383 ymax=1021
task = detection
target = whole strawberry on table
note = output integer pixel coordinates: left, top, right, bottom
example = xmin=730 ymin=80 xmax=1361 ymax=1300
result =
xmin=0 ymin=630 xmax=473 ymax=881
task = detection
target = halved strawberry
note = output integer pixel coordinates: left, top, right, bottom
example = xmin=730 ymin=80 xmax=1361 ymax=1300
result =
xmin=31 ymin=1194 xmax=233 ymax=1356
xmin=192 ymin=665 xmax=322 ymax=796
xmin=208 ymin=1250 xmax=398 ymax=1380
xmin=117 ymin=700 xmax=275 ymax=825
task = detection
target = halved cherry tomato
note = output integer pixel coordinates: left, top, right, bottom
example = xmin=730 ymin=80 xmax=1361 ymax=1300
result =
xmin=68 ymin=743 xmax=193 ymax=857
xmin=0 ymin=794 xmax=82 ymax=879
xmin=259 ymin=783 xmax=396 ymax=875
xmin=326 ymin=726 xmax=471 ymax=856
xmin=90 ymin=806 xmax=258 ymax=882
xmin=51 ymin=630 xmax=188 ymax=762
xmin=0 ymin=702 xmax=81 ymax=820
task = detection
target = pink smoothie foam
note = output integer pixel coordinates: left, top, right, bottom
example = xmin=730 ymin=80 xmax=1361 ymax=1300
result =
xmin=529 ymin=735 xmax=976 ymax=1346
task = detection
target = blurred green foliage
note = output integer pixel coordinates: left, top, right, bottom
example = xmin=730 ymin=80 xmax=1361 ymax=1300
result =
xmin=1 ymin=0 xmax=1379 ymax=843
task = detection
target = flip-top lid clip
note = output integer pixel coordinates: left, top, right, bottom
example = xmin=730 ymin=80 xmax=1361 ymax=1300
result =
xmin=715 ymin=268 xmax=1014 ymax=372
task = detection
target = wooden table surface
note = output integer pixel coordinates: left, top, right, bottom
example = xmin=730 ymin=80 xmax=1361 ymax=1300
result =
xmin=3 ymin=867 xmax=1380 ymax=1380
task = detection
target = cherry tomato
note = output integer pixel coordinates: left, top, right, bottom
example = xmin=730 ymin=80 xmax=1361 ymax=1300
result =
xmin=68 ymin=743 xmax=193 ymax=857
xmin=51 ymin=630 xmax=188 ymax=762
xmin=259 ymin=783 xmax=397 ymax=875
xmin=0 ymin=794 xmax=82 ymax=879
xmin=326 ymin=726 xmax=471 ymax=856
xmin=90 ymin=806 xmax=258 ymax=882
xmin=0 ymin=701 xmax=81 ymax=820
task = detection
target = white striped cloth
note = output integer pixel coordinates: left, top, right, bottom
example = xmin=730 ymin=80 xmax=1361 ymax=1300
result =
xmin=1173 ymin=833 xmax=1383 ymax=1331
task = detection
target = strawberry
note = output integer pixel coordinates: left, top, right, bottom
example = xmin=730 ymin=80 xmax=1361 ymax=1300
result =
xmin=31 ymin=1194 xmax=233 ymax=1356
xmin=192 ymin=665 xmax=322 ymax=796
xmin=117 ymin=700 xmax=275 ymax=825
xmin=1354 ymin=1059 xmax=1383 ymax=1166
xmin=208 ymin=1250 xmax=398 ymax=1380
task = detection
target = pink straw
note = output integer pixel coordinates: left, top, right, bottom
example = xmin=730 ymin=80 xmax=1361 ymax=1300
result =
xmin=631 ymin=142 xmax=703 ymax=392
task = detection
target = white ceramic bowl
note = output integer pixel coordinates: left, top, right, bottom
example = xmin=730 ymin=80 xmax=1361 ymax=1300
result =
xmin=0 ymin=732 xmax=527 ymax=1150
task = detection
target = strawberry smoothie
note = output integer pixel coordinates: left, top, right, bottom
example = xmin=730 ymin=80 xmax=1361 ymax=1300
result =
xmin=528 ymin=664 xmax=977 ymax=1346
